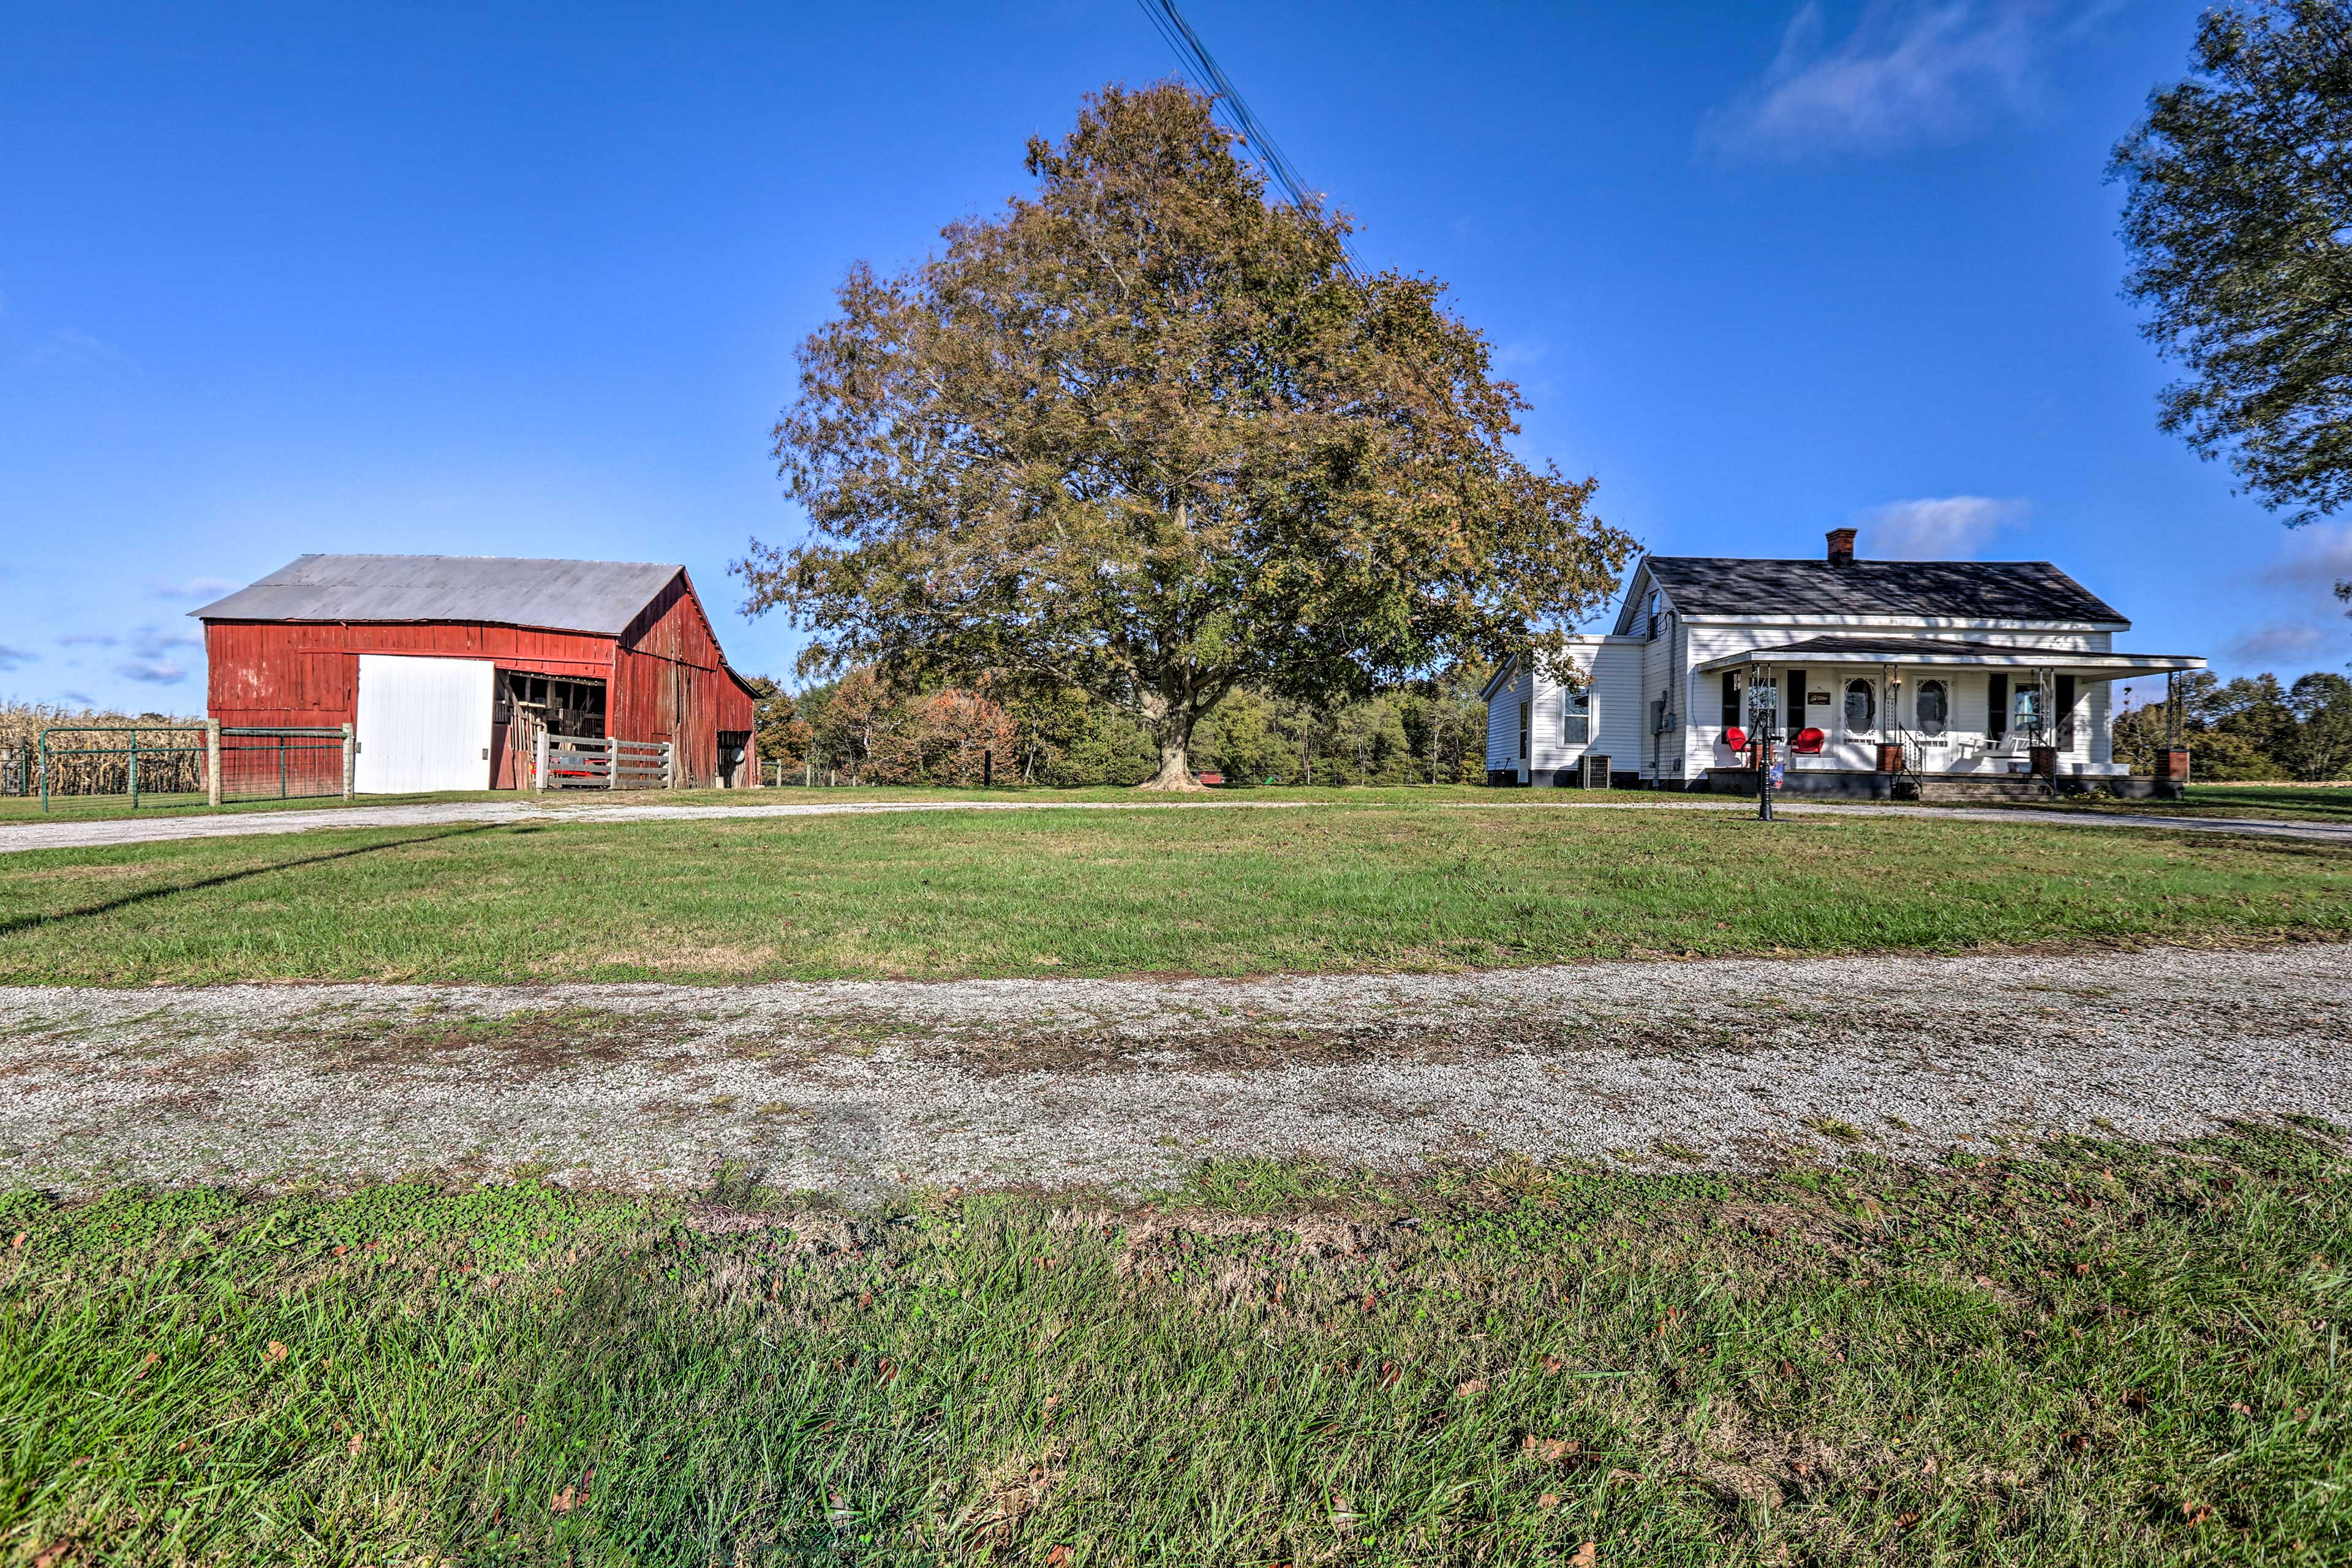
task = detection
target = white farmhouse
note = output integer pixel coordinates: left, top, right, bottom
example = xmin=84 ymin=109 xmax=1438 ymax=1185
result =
xmin=1483 ymin=528 xmax=2205 ymax=799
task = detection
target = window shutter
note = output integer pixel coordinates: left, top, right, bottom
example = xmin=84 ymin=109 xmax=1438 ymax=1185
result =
xmin=1721 ymin=672 xmax=1739 ymax=728
xmin=1989 ymin=674 xmax=2008 ymax=741
xmin=1785 ymin=670 xmax=1804 ymax=734
xmin=2056 ymin=674 xmax=2077 ymax=749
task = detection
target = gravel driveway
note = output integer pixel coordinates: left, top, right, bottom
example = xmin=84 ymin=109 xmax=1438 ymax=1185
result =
xmin=5 ymin=942 xmax=2345 ymax=1202
xmin=4 ymin=793 xmax=2348 ymax=854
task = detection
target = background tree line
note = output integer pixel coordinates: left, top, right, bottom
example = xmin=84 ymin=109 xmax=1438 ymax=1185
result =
xmin=743 ymin=668 xmax=1492 ymax=788
xmin=2111 ymin=670 xmax=2352 ymax=780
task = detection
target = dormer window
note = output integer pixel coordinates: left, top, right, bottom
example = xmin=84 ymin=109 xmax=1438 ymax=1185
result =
xmin=1646 ymin=591 xmax=1662 ymax=641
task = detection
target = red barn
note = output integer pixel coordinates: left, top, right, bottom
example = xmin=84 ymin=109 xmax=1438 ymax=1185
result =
xmin=193 ymin=554 xmax=761 ymax=791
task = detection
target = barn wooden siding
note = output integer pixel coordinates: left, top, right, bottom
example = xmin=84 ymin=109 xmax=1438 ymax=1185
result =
xmin=609 ymin=573 xmax=756 ymax=789
xmin=204 ymin=570 xmax=758 ymax=788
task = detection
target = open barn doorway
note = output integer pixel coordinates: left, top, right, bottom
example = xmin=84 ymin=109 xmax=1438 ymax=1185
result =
xmin=492 ymin=671 xmax=607 ymax=789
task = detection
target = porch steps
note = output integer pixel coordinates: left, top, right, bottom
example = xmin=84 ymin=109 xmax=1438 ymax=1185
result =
xmin=1911 ymin=775 xmax=2054 ymax=804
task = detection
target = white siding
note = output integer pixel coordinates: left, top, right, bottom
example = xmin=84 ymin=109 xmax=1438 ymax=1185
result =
xmin=1485 ymin=665 xmax=1527 ymax=775
xmin=1591 ymin=641 xmax=1643 ymax=771
xmin=1484 ymin=638 xmax=1643 ymax=782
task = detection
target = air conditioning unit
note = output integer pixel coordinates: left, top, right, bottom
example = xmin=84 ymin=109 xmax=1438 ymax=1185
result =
xmin=1580 ymin=753 xmax=1612 ymax=789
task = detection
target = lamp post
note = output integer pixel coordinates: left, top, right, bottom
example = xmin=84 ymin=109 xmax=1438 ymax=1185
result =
xmin=1747 ymin=661 xmax=1779 ymax=823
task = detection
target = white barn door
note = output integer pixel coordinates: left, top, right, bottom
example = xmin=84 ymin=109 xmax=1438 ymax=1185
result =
xmin=353 ymin=655 xmax=494 ymax=794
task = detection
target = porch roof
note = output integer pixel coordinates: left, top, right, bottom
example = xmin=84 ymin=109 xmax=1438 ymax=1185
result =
xmin=1693 ymin=635 xmax=2206 ymax=676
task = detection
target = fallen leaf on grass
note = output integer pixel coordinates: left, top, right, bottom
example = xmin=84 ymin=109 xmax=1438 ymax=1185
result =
xmin=1376 ymin=1361 xmax=1401 ymax=1389
xmin=2182 ymin=1502 xmax=2212 ymax=1526
xmin=1523 ymin=1435 xmax=1582 ymax=1463
xmin=347 ymin=1433 xmax=364 ymax=1456
xmin=1896 ymin=1511 xmax=1920 ymax=1529
xmin=1542 ymin=1354 xmax=1566 ymax=1374
xmin=1046 ymin=1548 xmax=1072 ymax=1566
xmin=551 ymin=1487 xmax=578 ymax=1515
xmin=1456 ymin=1378 xmax=1488 ymax=1397
xmin=876 ymin=1359 xmax=899 ymax=1387
xmin=1033 ymin=956 xmax=1063 ymax=967
xmin=1539 ymin=1493 xmax=1561 ymax=1509
xmin=32 ymin=1543 xmax=74 ymax=1568
xmin=10 ymin=1232 xmax=25 ymax=1250
xmin=1569 ymin=1542 xmax=1597 ymax=1567
xmin=263 ymin=1341 xmax=288 ymax=1363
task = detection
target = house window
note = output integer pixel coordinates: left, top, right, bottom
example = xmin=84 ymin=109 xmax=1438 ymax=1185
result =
xmin=1720 ymin=672 xmax=1740 ymax=729
xmin=1518 ymin=701 xmax=1531 ymax=760
xmin=1646 ymin=591 xmax=1662 ymax=641
xmin=1988 ymin=673 xmax=2009 ymax=741
xmin=1915 ymin=679 xmax=1948 ymax=737
xmin=1843 ymin=678 xmax=1876 ymax=735
xmin=2055 ymin=674 xmax=2077 ymax=749
xmin=1562 ymin=683 xmax=1591 ymax=746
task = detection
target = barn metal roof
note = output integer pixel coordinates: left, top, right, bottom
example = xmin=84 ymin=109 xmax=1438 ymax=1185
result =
xmin=1639 ymin=557 xmax=2126 ymax=625
xmin=189 ymin=554 xmax=687 ymax=636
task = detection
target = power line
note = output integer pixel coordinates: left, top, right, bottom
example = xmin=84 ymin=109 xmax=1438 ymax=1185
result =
xmin=1134 ymin=0 xmax=1362 ymax=277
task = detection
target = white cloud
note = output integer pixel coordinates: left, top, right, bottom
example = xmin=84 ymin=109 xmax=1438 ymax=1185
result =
xmin=58 ymin=631 xmax=118 ymax=647
xmin=0 ymin=644 xmax=34 ymax=671
xmin=61 ymin=689 xmax=96 ymax=707
xmin=115 ymin=657 xmax=189 ymax=685
xmin=154 ymin=575 xmax=235 ymax=601
xmin=130 ymin=625 xmax=200 ymax=658
xmin=2257 ymin=522 xmax=2352 ymax=592
xmin=2223 ymin=621 xmax=2339 ymax=666
xmin=1698 ymin=1 xmax=2082 ymax=164
xmin=1852 ymin=494 xmax=2028 ymax=560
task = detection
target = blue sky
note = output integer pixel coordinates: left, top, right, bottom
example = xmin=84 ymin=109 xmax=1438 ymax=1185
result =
xmin=5 ymin=0 xmax=2347 ymax=714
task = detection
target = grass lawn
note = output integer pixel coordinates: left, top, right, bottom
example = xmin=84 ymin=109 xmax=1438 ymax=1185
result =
xmin=0 ymin=788 xmax=516 ymax=823
xmin=2000 ymin=785 xmax=2352 ymax=825
xmin=0 ymin=782 xmax=1500 ymax=824
xmin=1 ymin=804 xmax=2346 ymax=985
xmin=3 ymin=1126 xmax=2344 ymax=1565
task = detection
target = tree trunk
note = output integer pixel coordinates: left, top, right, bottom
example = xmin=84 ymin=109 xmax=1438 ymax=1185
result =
xmin=1136 ymin=704 xmax=1207 ymax=791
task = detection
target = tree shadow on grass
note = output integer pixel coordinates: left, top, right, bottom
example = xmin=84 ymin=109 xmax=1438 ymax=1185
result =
xmin=0 ymin=824 xmax=503 ymax=938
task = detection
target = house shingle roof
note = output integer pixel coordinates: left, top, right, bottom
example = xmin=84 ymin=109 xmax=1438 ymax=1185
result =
xmin=1642 ymin=557 xmax=2125 ymax=624
xmin=189 ymin=554 xmax=687 ymax=637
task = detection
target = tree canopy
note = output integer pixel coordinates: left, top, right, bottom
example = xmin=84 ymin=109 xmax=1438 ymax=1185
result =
xmin=2111 ymin=1 xmax=2352 ymax=527
xmin=737 ymin=83 xmax=1632 ymax=787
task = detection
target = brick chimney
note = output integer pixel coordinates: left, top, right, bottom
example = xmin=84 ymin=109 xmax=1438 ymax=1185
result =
xmin=1825 ymin=527 xmax=1858 ymax=567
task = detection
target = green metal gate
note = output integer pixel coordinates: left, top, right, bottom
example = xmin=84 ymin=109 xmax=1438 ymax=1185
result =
xmin=217 ymin=726 xmax=346 ymax=802
xmin=35 ymin=726 xmax=208 ymax=811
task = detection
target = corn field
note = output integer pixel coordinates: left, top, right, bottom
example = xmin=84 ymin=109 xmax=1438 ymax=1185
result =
xmin=0 ymin=701 xmax=206 ymax=800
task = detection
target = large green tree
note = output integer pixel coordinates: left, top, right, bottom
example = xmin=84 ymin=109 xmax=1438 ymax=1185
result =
xmin=2111 ymin=1 xmax=2352 ymax=527
xmin=737 ymin=83 xmax=1632 ymax=788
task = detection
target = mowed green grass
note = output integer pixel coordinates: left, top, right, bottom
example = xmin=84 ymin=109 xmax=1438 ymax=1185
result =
xmin=4 ymin=1128 xmax=2346 ymax=1565
xmin=1 ymin=804 xmax=2346 ymax=984
xmin=2015 ymin=784 xmax=2352 ymax=824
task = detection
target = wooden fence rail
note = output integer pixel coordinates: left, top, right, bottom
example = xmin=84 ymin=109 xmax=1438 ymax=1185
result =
xmin=533 ymin=733 xmax=674 ymax=792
